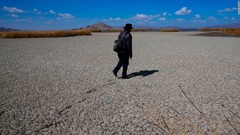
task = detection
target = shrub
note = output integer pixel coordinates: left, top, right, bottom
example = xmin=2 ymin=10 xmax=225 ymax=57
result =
xmin=160 ymin=29 xmax=179 ymax=32
xmin=89 ymin=29 xmax=122 ymax=32
xmin=199 ymin=28 xmax=222 ymax=32
xmin=199 ymin=28 xmax=240 ymax=36
xmin=89 ymin=29 xmax=102 ymax=32
xmin=222 ymin=28 xmax=240 ymax=36
xmin=1 ymin=29 xmax=91 ymax=38
xmin=108 ymin=29 xmax=122 ymax=32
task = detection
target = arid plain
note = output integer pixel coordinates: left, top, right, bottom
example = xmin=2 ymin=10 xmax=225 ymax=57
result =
xmin=1 ymin=32 xmax=240 ymax=134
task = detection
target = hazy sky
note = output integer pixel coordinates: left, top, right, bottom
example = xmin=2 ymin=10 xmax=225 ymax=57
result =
xmin=0 ymin=0 xmax=239 ymax=30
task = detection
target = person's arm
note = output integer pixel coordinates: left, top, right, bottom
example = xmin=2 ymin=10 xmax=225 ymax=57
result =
xmin=118 ymin=31 xmax=125 ymax=39
xmin=127 ymin=35 xmax=132 ymax=58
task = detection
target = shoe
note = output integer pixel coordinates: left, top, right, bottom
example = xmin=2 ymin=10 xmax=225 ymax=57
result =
xmin=112 ymin=70 xmax=117 ymax=77
xmin=122 ymin=76 xmax=129 ymax=79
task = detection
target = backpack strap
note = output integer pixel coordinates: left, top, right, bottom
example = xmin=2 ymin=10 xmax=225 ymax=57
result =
xmin=124 ymin=33 xmax=130 ymax=40
xmin=120 ymin=31 xmax=127 ymax=41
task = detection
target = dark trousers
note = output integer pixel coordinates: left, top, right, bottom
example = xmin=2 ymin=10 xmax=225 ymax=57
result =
xmin=113 ymin=53 xmax=129 ymax=77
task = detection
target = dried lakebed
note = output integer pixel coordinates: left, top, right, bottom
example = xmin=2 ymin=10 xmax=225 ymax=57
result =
xmin=0 ymin=32 xmax=240 ymax=134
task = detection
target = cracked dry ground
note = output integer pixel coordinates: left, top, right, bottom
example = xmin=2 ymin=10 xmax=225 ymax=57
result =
xmin=1 ymin=32 xmax=240 ymax=134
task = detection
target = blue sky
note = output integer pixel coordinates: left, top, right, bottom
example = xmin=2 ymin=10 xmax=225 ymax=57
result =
xmin=0 ymin=0 xmax=239 ymax=30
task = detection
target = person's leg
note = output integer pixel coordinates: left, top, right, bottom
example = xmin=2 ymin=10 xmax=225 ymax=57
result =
xmin=122 ymin=55 xmax=129 ymax=78
xmin=113 ymin=54 xmax=124 ymax=77
xmin=122 ymin=64 xmax=128 ymax=78
xmin=113 ymin=60 xmax=122 ymax=77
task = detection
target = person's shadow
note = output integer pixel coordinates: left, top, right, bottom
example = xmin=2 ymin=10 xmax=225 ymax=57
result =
xmin=128 ymin=70 xmax=159 ymax=78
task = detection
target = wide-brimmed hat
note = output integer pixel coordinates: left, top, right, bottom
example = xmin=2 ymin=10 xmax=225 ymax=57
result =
xmin=123 ymin=23 xmax=134 ymax=29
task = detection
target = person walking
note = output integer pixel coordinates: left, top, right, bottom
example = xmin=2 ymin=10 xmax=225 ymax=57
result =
xmin=112 ymin=23 xmax=133 ymax=79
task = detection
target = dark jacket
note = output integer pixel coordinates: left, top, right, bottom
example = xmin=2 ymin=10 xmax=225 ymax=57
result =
xmin=118 ymin=31 xmax=132 ymax=58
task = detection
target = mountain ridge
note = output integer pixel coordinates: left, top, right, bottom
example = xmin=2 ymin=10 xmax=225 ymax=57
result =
xmin=205 ymin=22 xmax=240 ymax=28
xmin=86 ymin=22 xmax=113 ymax=30
xmin=2 ymin=22 xmax=239 ymax=31
xmin=0 ymin=27 xmax=21 ymax=32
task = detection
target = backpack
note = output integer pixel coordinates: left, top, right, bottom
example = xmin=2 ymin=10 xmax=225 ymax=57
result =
xmin=113 ymin=32 xmax=127 ymax=53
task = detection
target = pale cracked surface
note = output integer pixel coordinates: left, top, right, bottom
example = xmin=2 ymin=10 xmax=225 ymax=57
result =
xmin=0 ymin=32 xmax=240 ymax=134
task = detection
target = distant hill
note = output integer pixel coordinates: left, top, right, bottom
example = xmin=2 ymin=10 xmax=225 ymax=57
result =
xmin=0 ymin=27 xmax=20 ymax=32
xmin=84 ymin=22 xmax=240 ymax=32
xmin=206 ymin=22 xmax=240 ymax=28
xmin=113 ymin=25 xmax=198 ymax=31
xmin=86 ymin=22 xmax=113 ymax=30
xmin=113 ymin=25 xmax=151 ymax=29
xmin=160 ymin=26 xmax=198 ymax=31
